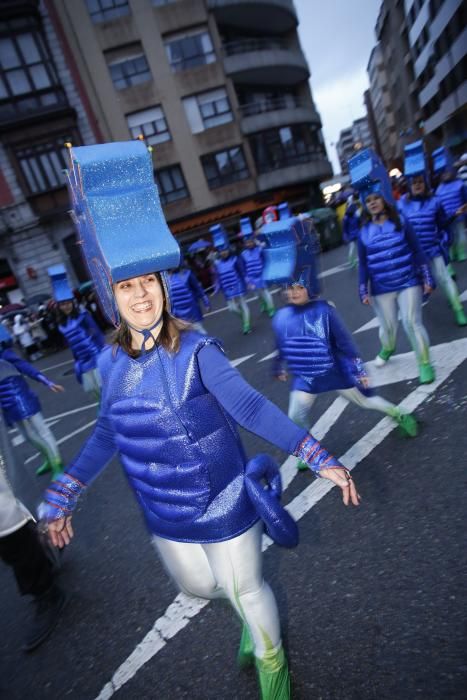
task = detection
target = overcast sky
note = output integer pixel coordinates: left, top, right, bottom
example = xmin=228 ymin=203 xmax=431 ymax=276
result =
xmin=295 ymin=0 xmax=381 ymax=174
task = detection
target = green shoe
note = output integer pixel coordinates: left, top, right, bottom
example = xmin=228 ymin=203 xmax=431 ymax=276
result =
xmin=259 ymin=300 xmax=267 ymax=313
xmin=267 ymin=307 xmax=275 ymax=318
xmin=457 ymin=249 xmax=467 ymax=262
xmin=50 ymin=459 xmax=64 ymax=479
xmin=296 ymin=459 xmax=309 ymax=472
xmin=237 ymin=624 xmax=255 ymax=669
xmin=395 ymin=412 xmax=418 ymax=438
xmin=256 ymin=647 xmax=290 ymax=700
xmin=36 ymin=461 xmax=51 ymax=476
xmin=454 ymin=307 xmax=467 ymax=326
xmin=447 ymin=263 xmax=456 ymax=279
xmin=243 ymin=323 xmax=252 ymax=335
xmin=378 ymin=347 xmax=394 ymax=362
xmin=419 ymin=363 xmax=435 ymax=384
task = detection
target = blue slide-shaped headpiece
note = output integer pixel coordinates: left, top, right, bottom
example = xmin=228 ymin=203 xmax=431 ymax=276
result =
xmin=47 ymin=264 xmax=74 ymax=303
xmin=0 ymin=322 xmax=13 ymax=349
xmin=238 ymin=217 xmax=254 ymax=239
xmin=404 ymin=140 xmax=429 ymax=184
xmin=432 ymin=146 xmax=454 ymax=174
xmin=210 ymin=223 xmax=230 ymax=250
xmin=65 ymin=141 xmax=180 ymax=326
xmin=260 ymin=206 xmax=320 ymax=297
xmin=348 ymin=148 xmax=394 ymax=206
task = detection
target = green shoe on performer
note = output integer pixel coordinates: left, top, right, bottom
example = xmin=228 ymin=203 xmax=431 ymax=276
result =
xmin=260 ymin=299 xmax=267 ymax=313
xmin=374 ymin=347 xmax=394 ymax=367
xmin=419 ymin=363 xmax=435 ymax=385
xmin=256 ymin=647 xmax=290 ymax=700
xmin=36 ymin=460 xmax=52 ymax=476
xmin=454 ymin=307 xmax=467 ymax=326
xmin=267 ymin=307 xmax=275 ymax=318
xmin=296 ymin=459 xmax=309 ymax=472
xmin=50 ymin=458 xmax=64 ymax=479
xmin=237 ymin=624 xmax=255 ymax=669
xmin=394 ymin=412 xmax=418 ymax=438
xmin=243 ymin=323 xmax=252 ymax=335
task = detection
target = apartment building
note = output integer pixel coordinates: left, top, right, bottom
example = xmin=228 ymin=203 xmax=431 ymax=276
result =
xmin=336 ymin=117 xmax=373 ymax=173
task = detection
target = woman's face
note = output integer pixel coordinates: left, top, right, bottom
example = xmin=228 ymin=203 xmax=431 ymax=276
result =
xmin=287 ymin=284 xmax=310 ymax=305
xmin=365 ymin=194 xmax=385 ymax=216
xmin=114 ymin=273 xmax=164 ymax=330
xmin=411 ymin=176 xmax=426 ymax=196
xmin=59 ymin=301 xmax=74 ymax=316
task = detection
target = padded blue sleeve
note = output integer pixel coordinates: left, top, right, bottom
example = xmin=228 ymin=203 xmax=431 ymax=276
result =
xmin=357 ymin=236 xmax=369 ymax=300
xmin=1 ymin=348 xmax=46 ymax=383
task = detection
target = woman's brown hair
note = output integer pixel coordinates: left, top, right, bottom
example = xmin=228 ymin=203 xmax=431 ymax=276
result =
xmin=361 ymin=195 xmax=403 ymax=230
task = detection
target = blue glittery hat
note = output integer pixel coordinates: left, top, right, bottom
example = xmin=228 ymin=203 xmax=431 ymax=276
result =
xmin=210 ymin=223 xmax=230 ymax=250
xmin=404 ymin=140 xmax=428 ymax=180
xmin=278 ymin=202 xmax=292 ymax=220
xmin=238 ymin=217 xmax=254 ymax=239
xmin=47 ymin=264 xmax=74 ymax=303
xmin=261 ymin=212 xmax=320 ymax=297
xmin=65 ymin=141 xmax=180 ymax=325
xmin=348 ymin=148 xmax=394 ymax=207
xmin=432 ymin=146 xmax=454 ymax=174
xmin=0 ymin=322 xmax=13 ymax=349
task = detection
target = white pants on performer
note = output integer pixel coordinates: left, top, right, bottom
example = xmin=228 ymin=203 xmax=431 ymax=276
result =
xmin=81 ymin=368 xmax=101 ymax=398
xmin=16 ymin=412 xmax=61 ymax=465
xmin=431 ymin=256 xmax=463 ymax=309
xmin=288 ymin=387 xmax=397 ymax=430
xmin=152 ymin=520 xmax=281 ymax=658
xmin=227 ymin=297 xmax=250 ymax=326
xmin=191 ymin=321 xmax=207 ymax=335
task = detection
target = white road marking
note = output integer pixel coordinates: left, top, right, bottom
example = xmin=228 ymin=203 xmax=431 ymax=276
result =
xmin=93 ymin=337 xmax=467 ymax=700
xmin=40 ymin=358 xmax=74 ymax=372
xmin=230 ymin=354 xmax=256 ymax=368
xmin=204 ymin=288 xmax=280 ymax=318
xmin=354 ymin=316 xmax=379 ymax=334
xmin=259 ymin=350 xmax=278 ymax=362
xmin=318 ymin=262 xmax=349 ymax=279
xmin=24 ymin=419 xmax=97 ymax=465
xmin=460 ymin=289 xmax=467 ymax=302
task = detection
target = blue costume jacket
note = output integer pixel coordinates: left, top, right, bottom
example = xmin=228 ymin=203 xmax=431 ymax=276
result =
xmin=59 ymin=311 xmax=105 ymax=382
xmin=169 ymin=269 xmax=209 ymax=322
xmin=342 ymin=204 xmax=360 ymax=243
xmin=0 ymin=348 xmax=53 ymax=425
xmin=272 ymin=301 xmax=367 ymax=394
xmin=240 ymin=246 xmax=266 ymax=289
xmin=398 ymin=194 xmax=450 ymax=261
xmin=435 ymin=179 xmax=466 ymax=221
xmin=213 ymin=255 xmax=246 ymax=299
xmin=358 ymin=218 xmax=432 ymax=300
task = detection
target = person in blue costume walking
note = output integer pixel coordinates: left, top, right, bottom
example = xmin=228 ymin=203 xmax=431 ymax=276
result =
xmin=342 ymin=192 xmax=361 ymax=267
xmin=349 ymin=149 xmax=435 ymax=385
xmin=239 ymin=216 xmax=275 ymax=317
xmin=48 ymin=265 xmax=105 ymax=399
xmin=167 ymin=255 xmax=211 ymax=334
xmin=433 ymin=146 xmax=467 ymax=263
xmin=210 ymin=223 xmax=252 ymax=334
xmin=399 ymin=141 xmax=467 ymax=327
xmin=261 ymin=204 xmax=418 ymax=469
xmin=0 ymin=323 xmax=64 ymax=477
xmin=39 ymin=142 xmax=360 ymax=700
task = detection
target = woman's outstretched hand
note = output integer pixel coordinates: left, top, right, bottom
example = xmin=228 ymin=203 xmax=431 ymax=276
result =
xmin=319 ymin=467 xmax=361 ymax=506
xmin=46 ymin=517 xmax=74 ymax=548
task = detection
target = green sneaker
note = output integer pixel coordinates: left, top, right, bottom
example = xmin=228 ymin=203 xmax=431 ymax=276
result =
xmin=419 ymin=363 xmax=435 ymax=384
xmin=267 ymin=307 xmax=275 ymax=318
xmin=296 ymin=459 xmax=309 ymax=472
xmin=237 ymin=624 xmax=255 ymax=669
xmin=454 ymin=307 xmax=467 ymax=326
xmin=395 ymin=412 xmax=418 ymax=438
xmin=36 ymin=461 xmax=51 ymax=477
xmin=243 ymin=323 xmax=252 ymax=335
xmin=50 ymin=459 xmax=64 ymax=479
xmin=256 ymin=647 xmax=290 ymax=700
xmin=259 ymin=299 xmax=267 ymax=313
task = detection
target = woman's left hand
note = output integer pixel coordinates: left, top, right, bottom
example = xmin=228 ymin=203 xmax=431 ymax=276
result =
xmin=423 ymin=284 xmax=433 ymax=296
xmin=49 ymin=383 xmax=65 ymax=392
xmin=320 ymin=467 xmax=361 ymax=506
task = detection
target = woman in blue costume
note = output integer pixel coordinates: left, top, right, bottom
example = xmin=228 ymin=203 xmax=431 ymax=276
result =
xmin=39 ymin=142 xmax=360 ymax=700
xmin=210 ymin=223 xmax=252 ymax=334
xmin=167 ymin=256 xmax=211 ymax=334
xmin=433 ymin=146 xmax=467 ymax=263
xmin=398 ymin=141 xmax=466 ymax=327
xmin=262 ymin=217 xmax=418 ymax=468
xmin=48 ymin=265 xmax=105 ymax=399
xmin=349 ymin=149 xmax=435 ymax=385
xmin=0 ymin=324 xmax=63 ymax=477
xmin=239 ymin=216 xmax=275 ymax=317
xmin=342 ymin=192 xmax=361 ymax=267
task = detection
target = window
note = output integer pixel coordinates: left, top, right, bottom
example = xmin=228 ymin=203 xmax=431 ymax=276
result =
xmin=0 ymin=29 xmax=65 ymax=120
xmin=127 ymin=106 xmax=170 ymax=145
xmin=16 ymin=139 xmax=68 ymax=194
xmin=183 ymin=87 xmax=232 ymax=133
xmin=86 ymin=0 xmax=130 ymax=23
xmin=201 ymin=147 xmax=249 ymax=189
xmin=107 ymin=50 xmax=151 ymax=90
xmin=155 ymin=165 xmax=189 ymax=204
xmin=165 ymin=29 xmax=215 ymax=72
xmin=249 ymin=124 xmax=323 ymax=174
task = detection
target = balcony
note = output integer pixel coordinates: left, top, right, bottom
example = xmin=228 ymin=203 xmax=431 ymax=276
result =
xmin=239 ymin=97 xmax=321 ymax=135
xmin=208 ymin=0 xmax=297 ymax=34
xmin=223 ymin=38 xmax=309 ymax=85
xmin=256 ymin=155 xmax=332 ymax=191
xmin=0 ymin=87 xmax=71 ymax=132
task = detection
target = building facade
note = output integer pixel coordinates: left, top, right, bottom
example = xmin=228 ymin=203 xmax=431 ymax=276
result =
xmin=336 ymin=117 xmax=373 ymax=173
xmin=366 ymin=43 xmax=397 ymax=165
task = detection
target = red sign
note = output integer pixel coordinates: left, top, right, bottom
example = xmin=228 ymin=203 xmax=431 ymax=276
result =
xmin=0 ymin=275 xmax=17 ymax=290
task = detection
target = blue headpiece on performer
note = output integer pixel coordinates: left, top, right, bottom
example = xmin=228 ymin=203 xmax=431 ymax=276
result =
xmin=432 ymin=146 xmax=454 ymax=174
xmin=65 ymin=140 xmax=180 ymax=326
xmin=210 ymin=224 xmax=230 ymax=250
xmin=47 ymin=264 xmax=74 ymax=303
xmin=238 ymin=217 xmax=254 ymax=239
xmin=404 ymin=140 xmax=428 ymax=180
xmin=260 ymin=205 xmax=320 ymax=297
xmin=278 ymin=202 xmax=292 ymax=220
xmin=0 ymin=322 xmax=13 ymax=350
xmin=348 ymin=148 xmax=394 ymax=207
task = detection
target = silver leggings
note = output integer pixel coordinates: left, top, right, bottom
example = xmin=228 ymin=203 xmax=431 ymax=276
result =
xmin=227 ymin=296 xmax=251 ymax=326
xmin=371 ymin=286 xmax=431 ymax=364
xmin=16 ymin=412 xmax=60 ymax=465
xmin=152 ymin=521 xmax=281 ymax=658
xmin=431 ymin=255 xmax=462 ymax=310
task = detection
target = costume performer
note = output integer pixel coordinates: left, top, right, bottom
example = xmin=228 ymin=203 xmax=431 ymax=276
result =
xmin=0 ymin=424 xmax=66 ymax=651
xmin=168 ymin=258 xmax=211 ymax=334
xmin=0 ymin=324 xmax=63 ymax=477
xmin=210 ymin=223 xmax=251 ymax=334
xmin=48 ymin=265 xmax=105 ymax=399
xmin=342 ymin=192 xmax=361 ymax=267
xmin=39 ymin=141 xmax=360 ymax=700
xmin=399 ymin=141 xmax=466 ymax=327
xmin=239 ymin=216 xmax=275 ymax=317
xmin=261 ymin=208 xmax=418 ymax=469
xmin=433 ymin=146 xmax=467 ymax=262
xmin=349 ymin=149 xmax=435 ymax=385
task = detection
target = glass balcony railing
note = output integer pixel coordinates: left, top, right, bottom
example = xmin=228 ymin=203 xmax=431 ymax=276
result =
xmin=222 ymin=38 xmax=289 ymax=57
xmin=239 ymin=96 xmax=311 ymax=117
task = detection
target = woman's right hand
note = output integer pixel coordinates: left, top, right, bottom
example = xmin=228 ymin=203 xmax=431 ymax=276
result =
xmin=362 ymin=295 xmax=370 ymax=305
xmin=47 ymin=517 xmax=74 ymax=548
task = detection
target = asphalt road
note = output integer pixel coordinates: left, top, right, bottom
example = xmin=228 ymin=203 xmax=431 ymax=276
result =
xmin=1 ymin=244 xmax=466 ymax=700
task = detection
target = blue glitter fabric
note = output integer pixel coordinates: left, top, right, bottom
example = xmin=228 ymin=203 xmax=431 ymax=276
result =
xmin=238 ymin=217 xmax=254 ymax=239
xmin=47 ymin=264 xmax=74 ymax=302
xmin=39 ymin=474 xmax=85 ymax=522
xmin=348 ymin=148 xmax=394 ymax=206
xmin=404 ymin=140 xmax=428 ymax=180
xmin=210 ymin=223 xmax=230 ymax=250
xmin=432 ymin=146 xmax=454 ymax=174
xmin=65 ymin=141 xmax=180 ymax=325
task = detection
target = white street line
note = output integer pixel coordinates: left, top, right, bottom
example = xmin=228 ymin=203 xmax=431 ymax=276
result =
xmin=93 ymin=337 xmax=467 ymax=700
xmin=24 ymin=419 xmax=97 ymax=465
xmin=259 ymin=350 xmax=278 ymax=362
xmin=354 ymin=316 xmax=379 ymax=334
xmin=10 ymin=402 xmax=98 ymax=438
xmin=318 ymin=262 xmax=349 ymax=279
xmin=230 ymin=354 xmax=256 ymax=368
xmin=40 ymin=358 xmax=74 ymax=372
xmin=204 ymin=288 xmax=280 ymax=318
xmin=460 ymin=289 xmax=467 ymax=302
